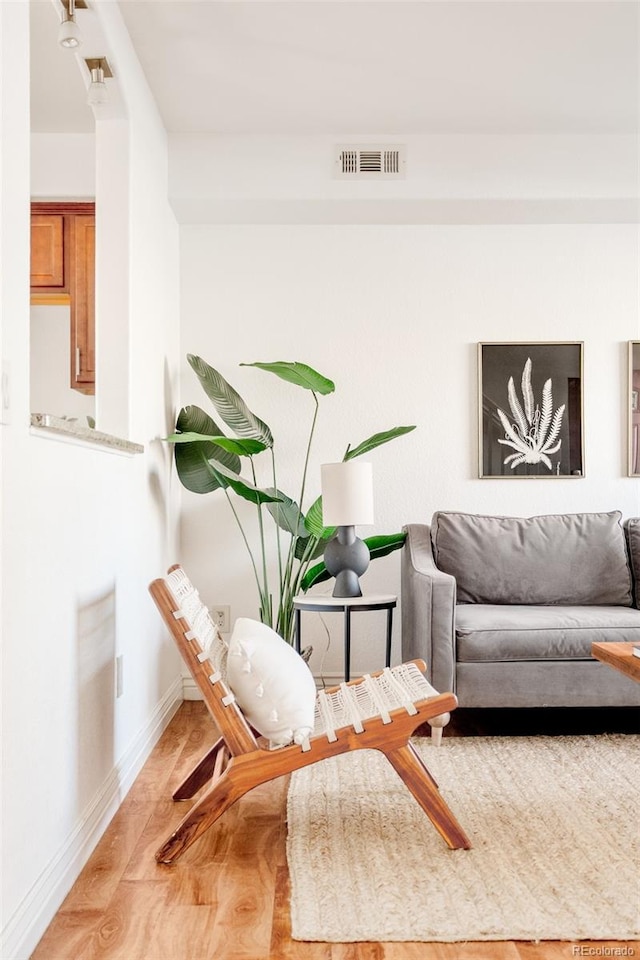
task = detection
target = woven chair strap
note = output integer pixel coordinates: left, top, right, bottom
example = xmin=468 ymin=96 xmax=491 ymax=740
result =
xmin=165 ymin=567 xmax=228 ymax=679
xmin=313 ymin=662 xmax=443 ymax=743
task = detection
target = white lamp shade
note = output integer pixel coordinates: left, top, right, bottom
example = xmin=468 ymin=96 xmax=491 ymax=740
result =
xmin=321 ymin=461 xmax=374 ymax=526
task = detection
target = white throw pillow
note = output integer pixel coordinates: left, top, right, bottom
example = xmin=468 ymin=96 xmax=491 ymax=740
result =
xmin=226 ymin=618 xmax=316 ymax=746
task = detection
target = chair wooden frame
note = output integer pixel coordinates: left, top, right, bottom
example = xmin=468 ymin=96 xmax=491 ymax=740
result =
xmin=150 ymin=568 xmax=472 ymax=864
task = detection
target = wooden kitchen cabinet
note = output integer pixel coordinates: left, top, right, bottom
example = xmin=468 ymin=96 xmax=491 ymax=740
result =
xmin=30 ymin=214 xmax=65 ymax=287
xmin=30 ymin=202 xmax=95 ymax=395
xmin=69 ymin=214 xmax=95 ymax=391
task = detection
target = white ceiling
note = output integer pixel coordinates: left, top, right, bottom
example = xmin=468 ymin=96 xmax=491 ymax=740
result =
xmin=31 ymin=1 xmax=639 ymax=136
xmin=30 ymin=1 xmax=94 ymax=133
xmin=30 ymin=0 xmax=125 ymax=132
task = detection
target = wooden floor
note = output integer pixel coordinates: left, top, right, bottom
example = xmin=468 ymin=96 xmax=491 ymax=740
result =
xmin=31 ymin=701 xmax=639 ymax=960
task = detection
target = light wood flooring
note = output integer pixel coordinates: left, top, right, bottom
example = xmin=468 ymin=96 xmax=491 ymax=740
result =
xmin=30 ymin=701 xmax=638 ymax=960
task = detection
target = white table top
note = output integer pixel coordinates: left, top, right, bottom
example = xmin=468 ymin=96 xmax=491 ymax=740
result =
xmin=293 ymin=594 xmax=397 ymax=608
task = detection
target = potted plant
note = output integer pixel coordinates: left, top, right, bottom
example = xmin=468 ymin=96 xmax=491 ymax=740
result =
xmin=166 ymin=356 xmax=414 ymax=644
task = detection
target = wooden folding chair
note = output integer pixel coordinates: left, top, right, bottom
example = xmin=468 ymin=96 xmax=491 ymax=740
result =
xmin=149 ymin=565 xmax=471 ymax=864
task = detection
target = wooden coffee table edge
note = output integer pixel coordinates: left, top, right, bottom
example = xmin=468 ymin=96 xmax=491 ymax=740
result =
xmin=591 ymin=641 xmax=640 ymax=684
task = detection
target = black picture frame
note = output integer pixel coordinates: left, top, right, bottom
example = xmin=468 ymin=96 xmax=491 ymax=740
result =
xmin=478 ymin=342 xmax=584 ymax=479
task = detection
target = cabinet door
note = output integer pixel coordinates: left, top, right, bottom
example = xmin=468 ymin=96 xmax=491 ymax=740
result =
xmin=70 ymin=215 xmax=95 ymax=392
xmin=31 ymin=215 xmax=65 ymax=288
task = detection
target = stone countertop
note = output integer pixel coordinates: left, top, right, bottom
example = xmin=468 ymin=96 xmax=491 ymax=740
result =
xmin=30 ymin=413 xmax=144 ymax=455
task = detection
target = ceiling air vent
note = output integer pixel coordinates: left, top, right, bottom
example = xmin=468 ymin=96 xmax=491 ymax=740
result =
xmin=334 ymin=144 xmax=406 ymax=180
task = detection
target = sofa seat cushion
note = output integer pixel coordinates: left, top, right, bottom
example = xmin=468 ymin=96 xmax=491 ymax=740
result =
xmin=431 ymin=510 xmax=633 ymax=606
xmin=455 ymin=604 xmax=640 ymax=662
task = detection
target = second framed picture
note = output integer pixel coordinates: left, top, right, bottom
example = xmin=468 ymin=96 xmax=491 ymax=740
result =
xmin=478 ymin=342 xmax=584 ymax=479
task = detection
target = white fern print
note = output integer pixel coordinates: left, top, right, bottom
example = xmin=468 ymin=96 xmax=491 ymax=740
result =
xmin=497 ymin=358 xmax=565 ymax=471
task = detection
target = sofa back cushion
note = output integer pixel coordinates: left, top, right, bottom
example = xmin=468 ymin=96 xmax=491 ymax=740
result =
xmin=431 ymin=510 xmax=633 ymax=606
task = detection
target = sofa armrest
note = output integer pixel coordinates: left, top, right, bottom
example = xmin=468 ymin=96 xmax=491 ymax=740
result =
xmin=624 ymin=518 xmax=640 ymax=609
xmin=401 ymin=523 xmax=457 ymax=693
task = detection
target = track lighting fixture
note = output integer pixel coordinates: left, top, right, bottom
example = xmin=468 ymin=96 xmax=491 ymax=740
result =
xmin=58 ymin=0 xmax=83 ymax=49
xmin=87 ymin=66 xmax=107 ymax=105
xmin=84 ymin=57 xmax=113 ymax=107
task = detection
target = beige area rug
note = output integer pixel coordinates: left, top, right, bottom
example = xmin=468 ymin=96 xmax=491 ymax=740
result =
xmin=286 ymin=735 xmax=640 ymax=943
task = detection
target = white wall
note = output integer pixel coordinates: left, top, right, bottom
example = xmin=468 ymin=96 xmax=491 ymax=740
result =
xmin=30 ymin=304 xmax=95 ymax=420
xmin=174 ymin=124 xmax=639 ymax=679
xmin=0 ymin=5 xmax=181 ymax=959
xmin=31 ymin=133 xmax=95 ymax=199
xmin=179 ymin=222 xmax=640 ymax=680
xmin=171 ymin=134 xmax=639 ymax=202
xmin=170 ymin=133 xmax=639 ymax=224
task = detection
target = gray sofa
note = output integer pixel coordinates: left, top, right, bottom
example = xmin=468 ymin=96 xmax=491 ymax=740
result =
xmin=401 ymin=510 xmax=640 ymax=708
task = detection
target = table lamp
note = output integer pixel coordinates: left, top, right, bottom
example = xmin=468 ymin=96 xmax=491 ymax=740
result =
xmin=321 ymin=461 xmax=374 ymax=597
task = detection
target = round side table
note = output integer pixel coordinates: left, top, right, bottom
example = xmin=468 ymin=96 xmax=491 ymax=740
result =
xmin=293 ymin=594 xmax=397 ymax=682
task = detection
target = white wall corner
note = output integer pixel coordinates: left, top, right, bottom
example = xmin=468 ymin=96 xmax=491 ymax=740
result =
xmin=1 ymin=679 xmax=183 ymax=960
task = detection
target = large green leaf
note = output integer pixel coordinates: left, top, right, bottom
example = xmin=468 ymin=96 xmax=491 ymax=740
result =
xmin=300 ymin=531 xmax=407 ymax=592
xmin=343 ymin=425 xmax=416 ymax=461
xmin=241 ymin=361 xmax=335 ymax=396
xmin=211 ymin=436 xmax=267 ymax=457
xmin=303 ymin=495 xmax=336 ymax=540
xmin=173 ymin=405 xmax=241 ymax=494
xmin=187 ymin=355 xmax=274 ymax=447
xmin=166 ymin=431 xmax=214 ymax=443
xmin=205 ymin=461 xmax=283 ymax=506
xmin=360 ymin=532 xmax=407 ymax=558
xmin=264 ymin=488 xmax=308 ymax=537
xmin=299 ymin=559 xmax=332 ymax=592
xmin=168 ymin=433 xmax=267 ymax=457
xmin=295 ymin=533 xmax=325 ymax=562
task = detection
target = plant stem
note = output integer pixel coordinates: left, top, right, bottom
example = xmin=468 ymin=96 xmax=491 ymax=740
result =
xmin=281 ymin=536 xmax=321 ymax=642
xmin=224 ymin=489 xmax=264 ymax=607
xmin=299 ymin=392 xmax=319 ymax=524
xmin=250 ymin=457 xmax=271 ymax=626
xmin=281 ymin=393 xmax=320 ymax=621
xmin=294 ymin=534 xmax=321 ymax=597
xmin=271 ymin=446 xmax=284 ymax=606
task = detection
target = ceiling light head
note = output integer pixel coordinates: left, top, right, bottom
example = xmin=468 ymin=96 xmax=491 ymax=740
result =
xmin=84 ymin=58 xmax=113 ymax=108
xmin=58 ymin=0 xmax=82 ymax=49
xmin=58 ymin=12 xmax=82 ymax=49
xmin=87 ymin=67 xmax=108 ymax=105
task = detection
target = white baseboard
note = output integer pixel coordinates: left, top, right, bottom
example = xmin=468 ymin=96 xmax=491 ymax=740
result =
xmin=182 ymin=673 xmax=203 ymax=699
xmin=1 ymin=677 xmax=183 ymax=960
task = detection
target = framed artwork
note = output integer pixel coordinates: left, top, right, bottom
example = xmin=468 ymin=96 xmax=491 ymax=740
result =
xmin=478 ymin=342 xmax=584 ymax=479
xmin=629 ymin=341 xmax=640 ymax=477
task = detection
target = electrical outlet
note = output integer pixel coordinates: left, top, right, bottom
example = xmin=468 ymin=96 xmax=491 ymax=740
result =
xmin=211 ymin=605 xmax=230 ymax=633
xmin=115 ymin=654 xmax=124 ymax=698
